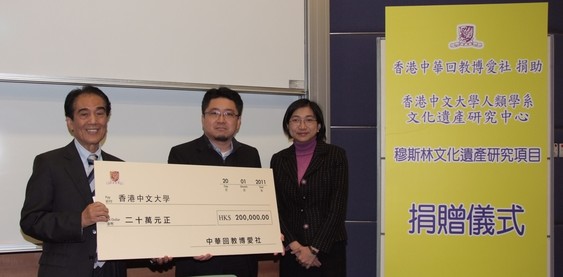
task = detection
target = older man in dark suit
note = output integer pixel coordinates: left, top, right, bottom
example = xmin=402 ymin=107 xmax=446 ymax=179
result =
xmin=20 ymin=85 xmax=126 ymax=277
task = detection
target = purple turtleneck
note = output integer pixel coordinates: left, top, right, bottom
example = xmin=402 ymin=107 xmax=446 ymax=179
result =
xmin=295 ymin=139 xmax=317 ymax=185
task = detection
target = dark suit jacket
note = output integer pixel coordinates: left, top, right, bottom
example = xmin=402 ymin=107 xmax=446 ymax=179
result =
xmin=20 ymin=141 xmax=125 ymax=277
xmin=168 ymin=135 xmax=261 ymax=277
xmin=168 ymin=135 xmax=261 ymax=168
xmin=270 ymin=141 xmax=348 ymax=254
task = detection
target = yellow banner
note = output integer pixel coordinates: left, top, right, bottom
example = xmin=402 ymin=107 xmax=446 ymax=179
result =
xmin=384 ymin=3 xmax=548 ymax=276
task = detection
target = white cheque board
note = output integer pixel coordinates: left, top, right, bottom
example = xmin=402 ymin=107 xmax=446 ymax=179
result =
xmin=94 ymin=161 xmax=283 ymax=260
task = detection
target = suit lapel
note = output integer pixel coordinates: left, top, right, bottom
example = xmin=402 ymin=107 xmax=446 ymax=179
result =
xmin=302 ymin=141 xmax=327 ymax=179
xmin=279 ymin=142 xmax=327 ymax=190
xmin=62 ymin=142 xmax=94 ymax=203
xmin=280 ymin=147 xmax=299 ymax=187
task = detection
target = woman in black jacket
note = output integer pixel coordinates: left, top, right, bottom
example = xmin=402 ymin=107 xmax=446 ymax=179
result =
xmin=270 ymin=99 xmax=349 ymax=277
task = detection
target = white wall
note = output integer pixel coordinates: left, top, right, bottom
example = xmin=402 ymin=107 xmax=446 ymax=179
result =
xmin=0 ymin=0 xmax=305 ymax=90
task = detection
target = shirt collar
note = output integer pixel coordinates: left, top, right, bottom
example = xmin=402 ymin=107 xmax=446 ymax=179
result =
xmin=74 ymin=139 xmax=102 ymax=168
xmin=209 ymin=140 xmax=233 ymax=160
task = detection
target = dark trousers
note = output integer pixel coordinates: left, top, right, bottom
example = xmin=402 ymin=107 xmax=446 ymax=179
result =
xmin=175 ymin=255 xmax=258 ymax=277
xmin=280 ymin=241 xmax=347 ymax=277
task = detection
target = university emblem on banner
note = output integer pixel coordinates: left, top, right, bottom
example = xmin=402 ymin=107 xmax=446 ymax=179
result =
xmin=449 ymin=24 xmax=484 ymax=49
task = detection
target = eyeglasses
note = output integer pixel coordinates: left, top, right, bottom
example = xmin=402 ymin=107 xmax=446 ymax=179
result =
xmin=204 ymin=110 xmax=239 ymax=120
xmin=289 ymin=117 xmax=317 ymax=126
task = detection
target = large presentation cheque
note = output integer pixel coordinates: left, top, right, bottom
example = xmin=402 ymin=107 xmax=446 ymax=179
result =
xmin=94 ymin=161 xmax=283 ymax=260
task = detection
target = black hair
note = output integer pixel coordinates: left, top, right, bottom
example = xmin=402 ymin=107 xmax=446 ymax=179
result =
xmin=201 ymin=87 xmax=243 ymax=116
xmin=64 ymin=85 xmax=111 ymax=119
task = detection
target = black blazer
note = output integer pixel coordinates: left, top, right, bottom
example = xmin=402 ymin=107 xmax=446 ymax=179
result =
xmin=168 ymin=135 xmax=261 ymax=277
xmin=270 ymin=141 xmax=348 ymax=254
xmin=20 ymin=141 xmax=124 ymax=277
xmin=168 ymin=135 xmax=261 ymax=168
